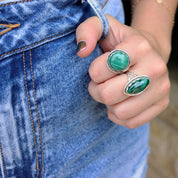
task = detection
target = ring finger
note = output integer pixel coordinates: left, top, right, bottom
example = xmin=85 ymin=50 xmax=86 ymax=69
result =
xmin=107 ymin=97 xmax=169 ymax=129
xmin=88 ymin=67 xmax=152 ymax=105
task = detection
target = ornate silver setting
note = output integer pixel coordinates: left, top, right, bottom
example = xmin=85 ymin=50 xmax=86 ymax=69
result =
xmin=106 ymin=49 xmax=131 ymax=74
xmin=124 ymin=72 xmax=151 ymax=96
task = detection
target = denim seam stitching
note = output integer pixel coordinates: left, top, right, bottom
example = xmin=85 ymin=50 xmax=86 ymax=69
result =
xmin=102 ymin=0 xmax=110 ymax=9
xmin=30 ymin=49 xmax=45 ymax=178
xmin=0 ymin=28 xmax=75 ymax=59
xmin=23 ymin=51 xmax=40 ymax=178
xmin=0 ymin=143 xmax=7 ymax=178
xmin=90 ymin=0 xmax=106 ymax=35
xmin=0 ymin=0 xmax=35 ymax=7
xmin=0 ymin=23 xmax=20 ymax=36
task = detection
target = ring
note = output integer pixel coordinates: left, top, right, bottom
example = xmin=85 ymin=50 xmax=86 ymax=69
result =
xmin=124 ymin=72 xmax=151 ymax=96
xmin=107 ymin=49 xmax=130 ymax=74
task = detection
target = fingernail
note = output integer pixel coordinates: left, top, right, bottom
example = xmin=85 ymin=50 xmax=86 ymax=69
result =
xmin=77 ymin=41 xmax=86 ymax=53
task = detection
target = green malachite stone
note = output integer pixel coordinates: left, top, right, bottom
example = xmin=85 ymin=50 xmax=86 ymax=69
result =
xmin=126 ymin=78 xmax=150 ymax=95
xmin=109 ymin=51 xmax=129 ymax=72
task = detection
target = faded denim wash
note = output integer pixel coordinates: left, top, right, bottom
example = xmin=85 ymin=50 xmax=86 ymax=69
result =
xmin=0 ymin=0 xmax=149 ymax=177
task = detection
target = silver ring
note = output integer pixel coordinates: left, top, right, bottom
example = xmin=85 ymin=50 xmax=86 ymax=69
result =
xmin=124 ymin=72 xmax=151 ymax=96
xmin=107 ymin=49 xmax=131 ymax=74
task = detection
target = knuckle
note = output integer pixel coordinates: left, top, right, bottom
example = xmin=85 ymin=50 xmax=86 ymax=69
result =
xmin=100 ymin=87 xmax=113 ymax=105
xmin=150 ymin=59 xmax=167 ymax=78
xmin=125 ymin=121 xmax=137 ymax=129
xmin=114 ymin=107 xmax=127 ymax=120
xmin=156 ymin=80 xmax=171 ymax=96
xmin=107 ymin=109 xmax=114 ymax=120
xmin=160 ymin=98 xmax=170 ymax=110
xmin=89 ymin=64 xmax=101 ymax=83
xmin=156 ymin=60 xmax=167 ymax=75
xmin=136 ymin=37 xmax=152 ymax=54
xmin=162 ymin=80 xmax=171 ymax=95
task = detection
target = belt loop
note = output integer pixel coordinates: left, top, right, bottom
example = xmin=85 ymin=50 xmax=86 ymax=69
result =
xmin=82 ymin=0 xmax=109 ymax=39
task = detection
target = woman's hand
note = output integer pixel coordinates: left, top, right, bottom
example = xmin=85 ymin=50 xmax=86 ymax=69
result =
xmin=76 ymin=15 xmax=170 ymax=129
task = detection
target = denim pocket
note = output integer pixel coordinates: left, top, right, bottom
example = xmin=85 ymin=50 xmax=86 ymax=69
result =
xmin=0 ymin=51 xmax=43 ymax=177
xmin=0 ymin=0 xmax=94 ymax=61
xmin=0 ymin=24 xmax=108 ymax=176
xmin=0 ymin=0 xmax=23 ymax=5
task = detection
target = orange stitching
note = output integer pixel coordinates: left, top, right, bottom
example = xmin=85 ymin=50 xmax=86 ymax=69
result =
xmin=30 ymin=49 xmax=45 ymax=178
xmin=0 ymin=28 xmax=75 ymax=59
xmin=0 ymin=23 xmax=20 ymax=28
xmin=0 ymin=143 xmax=7 ymax=178
xmin=23 ymin=52 xmax=40 ymax=178
xmin=0 ymin=23 xmax=20 ymax=36
xmin=0 ymin=28 xmax=12 ymax=36
xmin=0 ymin=0 xmax=34 ymax=7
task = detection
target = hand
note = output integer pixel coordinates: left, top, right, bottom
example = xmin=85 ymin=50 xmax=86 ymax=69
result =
xmin=76 ymin=15 xmax=170 ymax=129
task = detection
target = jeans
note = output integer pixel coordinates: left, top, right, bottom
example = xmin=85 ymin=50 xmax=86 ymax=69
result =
xmin=0 ymin=0 xmax=150 ymax=177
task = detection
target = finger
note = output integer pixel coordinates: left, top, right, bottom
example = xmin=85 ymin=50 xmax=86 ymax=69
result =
xmin=89 ymin=67 xmax=167 ymax=106
xmin=89 ymin=48 xmax=168 ymax=106
xmin=88 ymin=70 xmax=151 ymax=106
xmin=89 ymin=40 xmax=139 ymax=84
xmin=89 ymin=25 xmax=155 ymax=84
xmin=99 ymin=15 xmax=135 ymax=52
xmin=76 ymin=15 xmax=134 ymax=58
xmin=76 ymin=16 xmax=103 ymax=57
xmin=107 ymin=84 xmax=169 ymax=120
xmin=89 ymin=60 xmax=154 ymax=105
xmin=107 ymin=98 xmax=169 ymax=129
xmin=107 ymin=71 xmax=170 ymax=119
xmin=88 ymin=74 xmax=128 ymax=105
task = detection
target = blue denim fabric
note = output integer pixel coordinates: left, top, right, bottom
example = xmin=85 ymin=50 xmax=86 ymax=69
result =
xmin=0 ymin=0 xmax=150 ymax=177
xmin=82 ymin=0 xmax=109 ymax=38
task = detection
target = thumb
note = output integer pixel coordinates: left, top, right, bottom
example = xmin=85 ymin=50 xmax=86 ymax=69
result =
xmin=76 ymin=15 xmax=130 ymax=57
xmin=76 ymin=16 xmax=103 ymax=58
xmin=99 ymin=15 xmax=129 ymax=52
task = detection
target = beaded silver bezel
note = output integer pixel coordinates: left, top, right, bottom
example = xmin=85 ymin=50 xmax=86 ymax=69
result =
xmin=106 ymin=49 xmax=131 ymax=74
xmin=124 ymin=73 xmax=151 ymax=96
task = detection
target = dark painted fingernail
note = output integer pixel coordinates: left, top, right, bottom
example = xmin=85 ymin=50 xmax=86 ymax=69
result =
xmin=77 ymin=41 xmax=86 ymax=53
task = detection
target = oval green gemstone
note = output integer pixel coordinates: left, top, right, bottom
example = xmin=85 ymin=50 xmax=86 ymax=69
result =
xmin=126 ymin=78 xmax=150 ymax=95
xmin=109 ymin=51 xmax=129 ymax=72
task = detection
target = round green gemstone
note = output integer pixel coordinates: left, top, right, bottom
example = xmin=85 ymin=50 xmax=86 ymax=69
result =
xmin=109 ymin=51 xmax=129 ymax=72
xmin=127 ymin=78 xmax=150 ymax=95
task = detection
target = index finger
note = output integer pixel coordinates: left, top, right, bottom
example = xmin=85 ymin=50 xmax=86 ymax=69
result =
xmin=89 ymin=42 xmax=137 ymax=84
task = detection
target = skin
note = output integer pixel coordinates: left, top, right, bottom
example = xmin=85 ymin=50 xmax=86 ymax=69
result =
xmin=76 ymin=0 xmax=178 ymax=129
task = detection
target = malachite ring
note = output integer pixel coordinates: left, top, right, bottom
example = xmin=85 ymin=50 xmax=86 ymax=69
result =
xmin=107 ymin=49 xmax=130 ymax=74
xmin=124 ymin=72 xmax=151 ymax=96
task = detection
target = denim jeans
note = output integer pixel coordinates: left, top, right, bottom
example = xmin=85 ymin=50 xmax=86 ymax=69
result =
xmin=0 ymin=0 xmax=150 ymax=177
